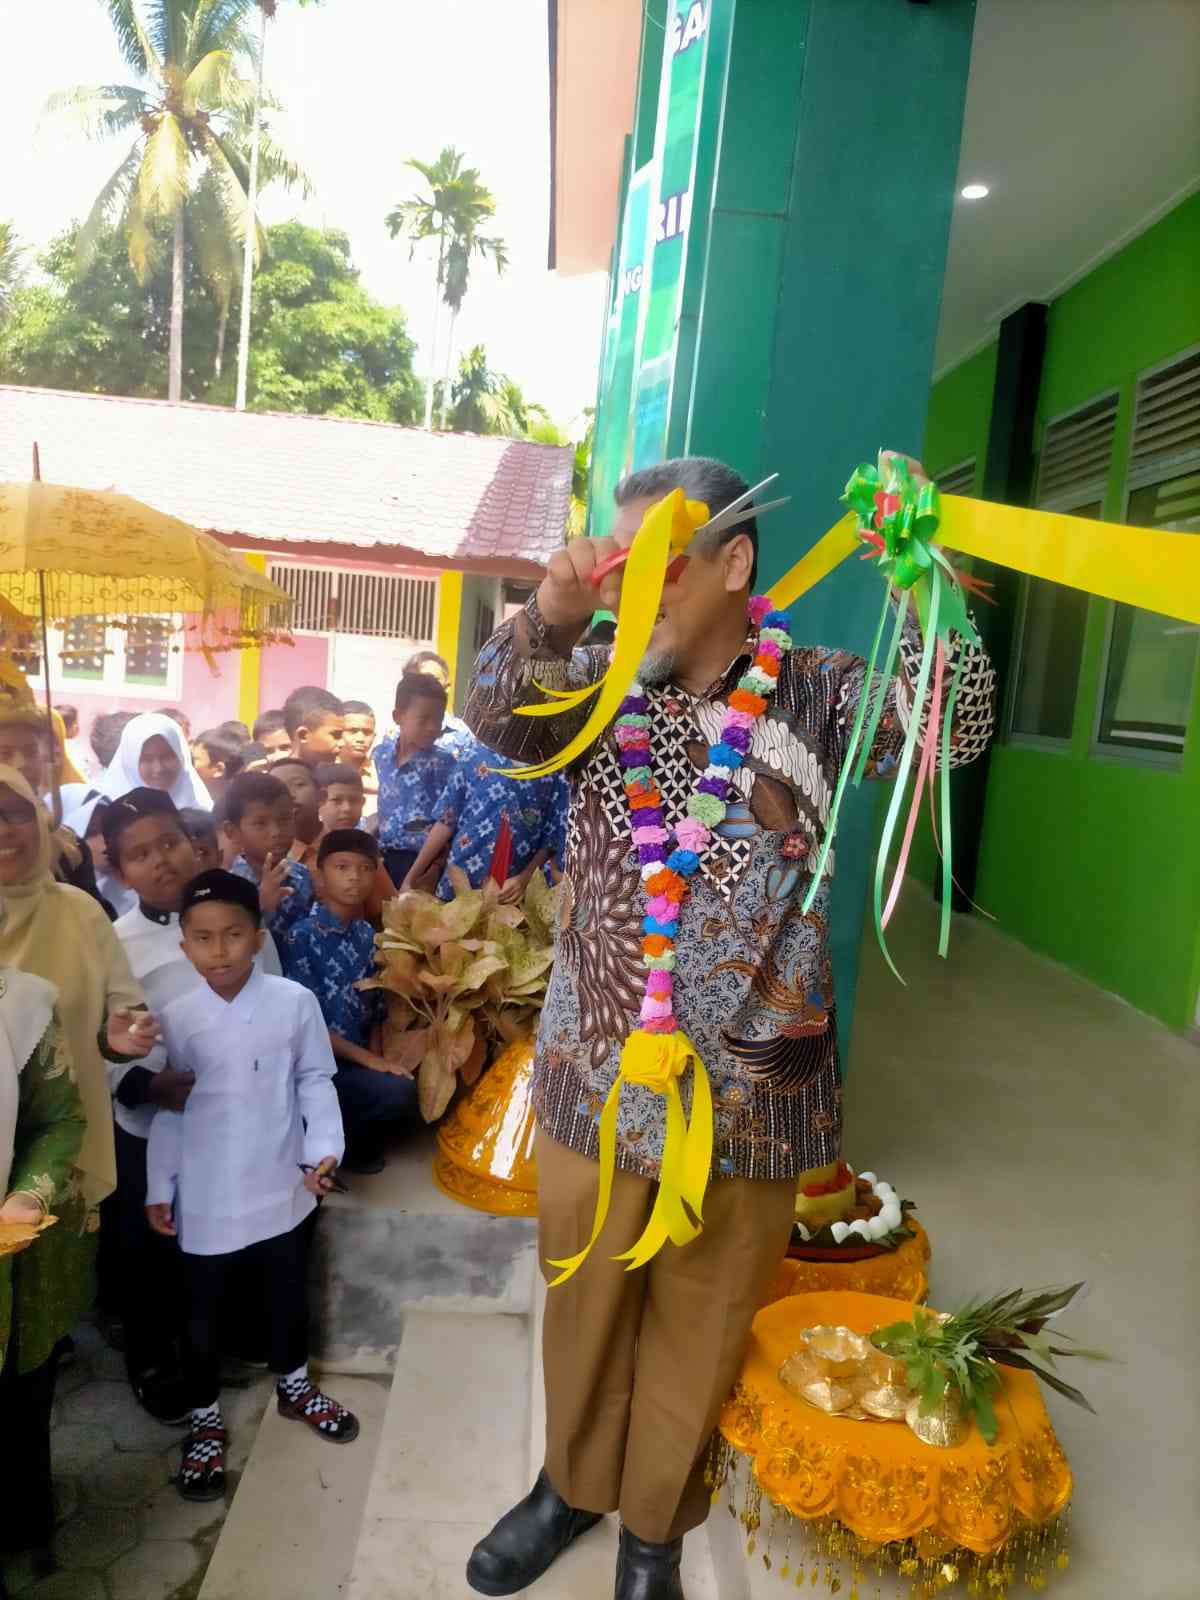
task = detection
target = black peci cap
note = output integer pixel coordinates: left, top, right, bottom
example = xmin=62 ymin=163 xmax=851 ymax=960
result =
xmin=180 ymin=868 xmax=262 ymax=925
xmin=101 ymin=788 xmax=181 ymax=863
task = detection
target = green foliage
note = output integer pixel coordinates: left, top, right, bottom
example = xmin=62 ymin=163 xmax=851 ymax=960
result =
xmin=448 ymin=344 xmax=543 ymax=437
xmin=0 ymin=220 xmax=422 ymax=424
xmin=0 ymin=223 xmax=25 ymax=321
xmin=871 ymin=1283 xmax=1107 ymax=1446
xmin=0 ymin=223 xmax=216 ymax=397
xmin=212 ymin=223 xmax=423 ymax=422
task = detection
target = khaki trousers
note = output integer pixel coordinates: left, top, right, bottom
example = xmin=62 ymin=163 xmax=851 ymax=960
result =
xmin=537 ymin=1130 xmax=795 ymax=1543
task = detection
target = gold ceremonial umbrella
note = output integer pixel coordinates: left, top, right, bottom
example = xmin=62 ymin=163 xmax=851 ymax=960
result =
xmin=0 ymin=446 xmax=291 ymax=818
xmin=0 ymin=454 xmax=288 ymax=633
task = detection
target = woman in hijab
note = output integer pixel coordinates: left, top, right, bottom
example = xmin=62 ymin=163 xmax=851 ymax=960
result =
xmin=63 ymin=711 xmax=212 ymax=839
xmin=0 ymin=770 xmax=152 ymax=1322
xmin=1 ymin=962 xmax=86 ymax=1564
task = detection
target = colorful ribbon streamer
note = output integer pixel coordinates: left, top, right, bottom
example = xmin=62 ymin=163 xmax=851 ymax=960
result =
xmin=546 ymin=1029 xmax=713 ymax=1287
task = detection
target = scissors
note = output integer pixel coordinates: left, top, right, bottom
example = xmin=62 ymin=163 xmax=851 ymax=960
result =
xmin=588 ymin=475 xmax=792 ymax=589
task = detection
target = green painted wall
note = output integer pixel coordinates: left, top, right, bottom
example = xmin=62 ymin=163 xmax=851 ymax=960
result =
xmin=923 ymin=192 xmax=1200 ymax=1029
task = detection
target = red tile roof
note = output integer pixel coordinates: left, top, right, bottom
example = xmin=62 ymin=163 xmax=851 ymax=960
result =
xmin=0 ymin=385 xmax=571 ymax=575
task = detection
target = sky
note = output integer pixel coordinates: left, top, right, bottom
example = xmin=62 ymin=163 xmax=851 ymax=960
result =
xmin=1 ymin=0 xmax=609 ymax=432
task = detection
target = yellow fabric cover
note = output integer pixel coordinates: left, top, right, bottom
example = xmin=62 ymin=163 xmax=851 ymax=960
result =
xmin=719 ymin=1289 xmax=1071 ymax=1555
xmin=765 ymin=1221 xmax=931 ymax=1305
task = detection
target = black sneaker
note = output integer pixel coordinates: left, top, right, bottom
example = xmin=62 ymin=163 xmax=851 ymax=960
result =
xmin=132 ymin=1367 xmax=191 ymax=1426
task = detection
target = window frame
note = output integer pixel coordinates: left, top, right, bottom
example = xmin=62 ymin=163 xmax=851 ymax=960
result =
xmin=1004 ymin=390 xmax=1119 ymax=752
xmin=1090 ymin=346 xmax=1200 ymax=769
xmin=25 ymin=615 xmax=184 ymax=701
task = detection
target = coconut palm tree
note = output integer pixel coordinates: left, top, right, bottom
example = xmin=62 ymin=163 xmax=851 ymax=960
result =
xmin=47 ymin=0 xmax=307 ymax=402
xmin=385 ymin=147 xmax=507 ymax=430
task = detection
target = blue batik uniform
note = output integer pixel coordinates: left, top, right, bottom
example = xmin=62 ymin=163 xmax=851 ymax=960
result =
xmin=230 ymin=854 xmax=315 ymax=966
xmin=436 ymin=714 xmax=475 ymax=758
xmin=373 ymin=735 xmax=456 ymax=853
xmin=285 ymin=901 xmax=414 ymax=1159
xmin=285 ymin=902 xmax=383 ymax=1049
xmin=433 ymin=740 xmax=567 ymax=898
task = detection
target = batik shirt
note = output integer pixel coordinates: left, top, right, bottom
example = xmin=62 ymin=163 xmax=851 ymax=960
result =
xmin=230 ymin=854 xmax=315 ymax=962
xmin=464 ymin=594 xmax=995 ymax=1185
xmin=284 ymin=902 xmax=383 ymax=1052
xmin=373 ymin=735 xmax=456 ymax=853
xmin=432 ymin=739 xmax=567 ymax=899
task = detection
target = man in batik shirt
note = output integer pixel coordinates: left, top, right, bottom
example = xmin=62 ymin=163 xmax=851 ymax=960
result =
xmin=461 ymin=457 xmax=994 ymax=1600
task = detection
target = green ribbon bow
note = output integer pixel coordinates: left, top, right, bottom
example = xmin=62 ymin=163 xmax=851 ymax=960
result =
xmin=843 ymin=455 xmax=979 ymax=649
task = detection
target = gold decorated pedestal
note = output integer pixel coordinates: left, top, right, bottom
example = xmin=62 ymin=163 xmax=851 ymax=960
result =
xmin=767 ymin=1220 xmax=932 ymax=1305
xmin=711 ymin=1291 xmax=1073 ymax=1597
xmin=432 ymin=1038 xmax=538 ymax=1217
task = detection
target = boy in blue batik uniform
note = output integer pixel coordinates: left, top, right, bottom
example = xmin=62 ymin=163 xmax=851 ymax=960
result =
xmin=400 ymin=738 xmax=567 ymax=903
xmin=224 ymin=771 xmax=315 ymax=967
xmin=374 ymin=675 xmax=456 ymax=889
xmin=285 ymin=829 xmax=416 ymax=1175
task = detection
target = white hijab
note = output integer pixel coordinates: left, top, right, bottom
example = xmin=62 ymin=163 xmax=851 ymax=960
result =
xmin=64 ymin=712 xmax=212 ymax=835
xmin=0 ymin=935 xmax=58 ymax=1200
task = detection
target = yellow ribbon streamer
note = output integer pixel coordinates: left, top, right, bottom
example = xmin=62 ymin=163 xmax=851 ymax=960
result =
xmin=508 ymin=491 xmax=709 ymax=778
xmin=767 ymin=498 xmax=1200 ymax=625
xmin=546 ymin=1029 xmax=714 ymax=1287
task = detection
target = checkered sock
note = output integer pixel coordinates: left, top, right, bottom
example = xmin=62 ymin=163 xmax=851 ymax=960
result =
xmin=191 ymin=1401 xmax=222 ymax=1431
xmin=276 ymin=1365 xmax=310 ymax=1402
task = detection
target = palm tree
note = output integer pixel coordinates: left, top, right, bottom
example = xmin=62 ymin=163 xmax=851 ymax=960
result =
xmin=437 ymin=223 xmax=507 ymax=428
xmin=47 ymin=0 xmax=306 ymax=403
xmin=448 ymin=347 xmax=545 ymax=439
xmin=0 ymin=222 xmax=24 ymax=321
xmin=234 ymin=0 xmax=323 ymax=410
xmin=385 ymin=147 xmax=507 ymax=430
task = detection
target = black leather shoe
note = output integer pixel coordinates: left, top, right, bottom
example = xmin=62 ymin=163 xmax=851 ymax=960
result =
xmin=614 ymin=1527 xmax=685 ymax=1600
xmin=466 ymin=1470 xmax=602 ymax=1596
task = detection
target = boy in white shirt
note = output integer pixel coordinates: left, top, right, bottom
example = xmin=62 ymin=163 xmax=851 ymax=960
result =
xmin=146 ymin=869 xmax=359 ymax=1503
xmin=105 ymin=790 xmax=284 ymax=1423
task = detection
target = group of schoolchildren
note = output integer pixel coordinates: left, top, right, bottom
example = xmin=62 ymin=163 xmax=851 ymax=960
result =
xmin=53 ymin=652 xmax=565 ymax=1504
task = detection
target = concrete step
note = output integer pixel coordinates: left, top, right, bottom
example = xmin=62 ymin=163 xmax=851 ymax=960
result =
xmin=309 ymin=1124 xmax=538 ymax=1370
xmin=347 ymin=1309 xmax=532 ymax=1598
xmin=198 ymin=1373 xmax=390 ymax=1600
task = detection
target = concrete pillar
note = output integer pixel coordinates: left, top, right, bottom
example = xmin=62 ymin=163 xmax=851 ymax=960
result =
xmin=680 ymin=0 xmax=977 ymax=1050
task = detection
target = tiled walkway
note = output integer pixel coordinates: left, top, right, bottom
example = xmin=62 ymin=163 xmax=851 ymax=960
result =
xmin=1 ymin=1326 xmax=271 ymax=1600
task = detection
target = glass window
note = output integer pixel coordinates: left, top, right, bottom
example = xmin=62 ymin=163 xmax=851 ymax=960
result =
xmin=61 ymin=618 xmax=105 ymax=682
xmin=1009 ymin=502 xmax=1101 ymax=742
xmin=124 ymin=617 xmax=172 ymax=687
xmin=1098 ymin=470 xmax=1200 ymax=756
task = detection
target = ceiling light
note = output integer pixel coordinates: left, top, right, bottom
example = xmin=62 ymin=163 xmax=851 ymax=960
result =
xmin=960 ymin=183 xmax=990 ymax=200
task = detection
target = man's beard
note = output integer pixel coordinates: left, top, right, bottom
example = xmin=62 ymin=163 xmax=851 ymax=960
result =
xmin=638 ymin=647 xmax=677 ymax=686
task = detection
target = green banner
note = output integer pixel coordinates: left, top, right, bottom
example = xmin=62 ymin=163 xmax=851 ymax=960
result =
xmin=589 ymin=1 xmax=714 ymax=534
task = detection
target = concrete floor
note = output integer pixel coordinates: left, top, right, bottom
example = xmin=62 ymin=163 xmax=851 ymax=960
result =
xmin=842 ymin=896 xmax=1200 ymax=1600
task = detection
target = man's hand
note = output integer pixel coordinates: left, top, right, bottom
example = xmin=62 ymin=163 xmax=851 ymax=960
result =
xmin=148 ymin=1067 xmax=195 ymax=1113
xmin=0 ymin=1192 xmax=44 ymax=1225
xmin=107 ymin=1008 xmax=161 ymax=1058
xmin=302 ymin=1157 xmax=340 ymax=1196
xmin=538 ymin=535 xmax=626 ymax=628
xmin=258 ymin=854 xmax=293 ymax=917
xmin=145 ymin=1202 xmax=177 ymax=1237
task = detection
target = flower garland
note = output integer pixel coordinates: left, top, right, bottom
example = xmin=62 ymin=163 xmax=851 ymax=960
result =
xmin=614 ymin=595 xmax=795 ymax=1031
xmin=546 ymin=595 xmax=795 ymax=1287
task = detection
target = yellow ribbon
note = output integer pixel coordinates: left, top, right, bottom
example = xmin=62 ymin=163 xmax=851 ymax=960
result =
xmin=546 ymin=1029 xmax=714 ymax=1287
xmin=766 ymin=498 xmax=1200 ymax=624
xmin=508 ymin=490 xmax=709 ymax=778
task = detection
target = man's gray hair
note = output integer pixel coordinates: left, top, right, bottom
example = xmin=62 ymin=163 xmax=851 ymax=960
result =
xmin=614 ymin=456 xmax=758 ymax=588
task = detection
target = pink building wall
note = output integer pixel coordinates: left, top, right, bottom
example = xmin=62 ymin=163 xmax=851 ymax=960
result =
xmin=259 ymin=634 xmax=329 ymax=718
